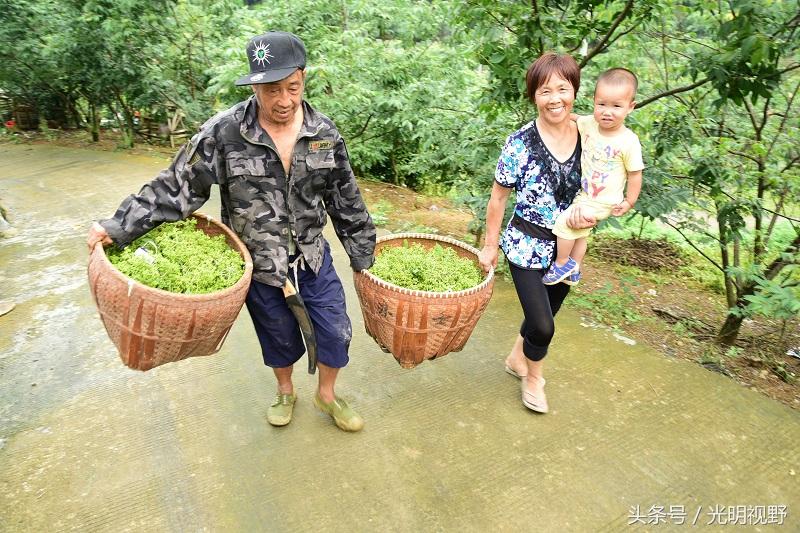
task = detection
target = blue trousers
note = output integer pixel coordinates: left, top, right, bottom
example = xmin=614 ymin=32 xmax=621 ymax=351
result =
xmin=245 ymin=243 xmax=351 ymax=368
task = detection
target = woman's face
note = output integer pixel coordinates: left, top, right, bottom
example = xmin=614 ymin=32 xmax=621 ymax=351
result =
xmin=533 ymin=74 xmax=576 ymax=126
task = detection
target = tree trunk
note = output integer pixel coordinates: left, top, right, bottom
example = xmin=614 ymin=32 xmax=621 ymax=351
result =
xmin=112 ymin=90 xmax=135 ymax=148
xmin=66 ymin=96 xmax=82 ymax=130
xmin=716 ymin=232 xmax=800 ymax=345
xmin=753 ymin=160 xmax=766 ymax=261
xmin=122 ymin=110 xmax=135 ymax=149
xmin=716 ymin=207 xmax=738 ymax=309
xmin=717 ymin=310 xmax=744 ymax=346
xmin=390 ymin=146 xmax=400 ymax=185
xmin=473 ymin=226 xmax=484 ymax=248
xmin=90 ymin=102 xmax=100 ymax=142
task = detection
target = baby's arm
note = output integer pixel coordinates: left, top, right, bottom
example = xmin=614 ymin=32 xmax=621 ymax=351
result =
xmin=612 ymin=170 xmax=642 ymax=216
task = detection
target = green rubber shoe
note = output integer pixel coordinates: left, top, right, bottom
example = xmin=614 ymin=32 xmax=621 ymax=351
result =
xmin=267 ymin=392 xmax=296 ymax=427
xmin=313 ymin=393 xmax=364 ymax=432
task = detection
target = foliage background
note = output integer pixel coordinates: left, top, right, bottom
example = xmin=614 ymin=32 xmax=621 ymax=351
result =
xmin=1 ymin=0 xmax=797 ymax=345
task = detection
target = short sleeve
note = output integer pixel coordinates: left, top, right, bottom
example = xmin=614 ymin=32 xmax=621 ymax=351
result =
xmin=622 ymin=133 xmax=645 ymax=172
xmin=494 ymin=135 xmax=523 ymax=188
xmin=576 ymin=115 xmax=593 ymax=136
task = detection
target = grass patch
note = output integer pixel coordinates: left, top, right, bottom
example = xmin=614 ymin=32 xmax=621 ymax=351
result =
xmin=394 ymin=221 xmax=439 ymax=234
xmin=594 ymin=216 xmax=788 ymax=294
xmin=370 ymin=199 xmax=393 ymax=227
xmin=567 ymin=275 xmax=643 ymax=326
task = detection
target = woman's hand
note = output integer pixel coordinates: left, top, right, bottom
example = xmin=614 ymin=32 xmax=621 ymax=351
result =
xmin=87 ymin=222 xmax=113 ymax=252
xmin=566 ymin=204 xmax=597 ymax=230
xmin=478 ymin=245 xmax=498 ymax=273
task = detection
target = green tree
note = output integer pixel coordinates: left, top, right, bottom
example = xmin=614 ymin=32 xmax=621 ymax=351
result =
xmin=0 ymin=0 xmax=242 ymax=144
xmin=0 ymin=1 xmax=77 ymax=128
xmin=207 ymin=0 xmax=503 ymax=192
xmin=632 ymin=0 xmax=800 ymax=345
xmin=457 ymin=0 xmax=658 ymax=119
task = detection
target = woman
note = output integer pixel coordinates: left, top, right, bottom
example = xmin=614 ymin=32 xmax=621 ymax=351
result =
xmin=478 ymin=53 xmax=595 ymax=413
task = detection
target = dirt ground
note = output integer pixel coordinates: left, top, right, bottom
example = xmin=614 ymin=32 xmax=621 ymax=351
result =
xmin=584 ymin=239 xmax=800 ymax=408
xmin=5 ymin=128 xmax=798 ymax=409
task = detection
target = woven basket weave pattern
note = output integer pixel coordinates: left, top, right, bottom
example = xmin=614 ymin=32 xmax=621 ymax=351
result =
xmin=353 ymin=234 xmax=494 ymax=368
xmin=88 ymin=213 xmax=253 ymax=371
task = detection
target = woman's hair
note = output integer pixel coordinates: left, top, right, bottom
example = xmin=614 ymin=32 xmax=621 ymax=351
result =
xmin=525 ymin=52 xmax=581 ymax=102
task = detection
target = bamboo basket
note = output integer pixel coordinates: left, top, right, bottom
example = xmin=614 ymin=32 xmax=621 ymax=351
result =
xmin=353 ymin=233 xmax=494 ymax=368
xmin=87 ymin=213 xmax=253 ymax=371
xmin=13 ymin=104 xmax=39 ymax=130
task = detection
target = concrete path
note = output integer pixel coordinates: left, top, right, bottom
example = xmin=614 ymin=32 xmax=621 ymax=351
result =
xmin=1 ymin=144 xmax=798 ymax=532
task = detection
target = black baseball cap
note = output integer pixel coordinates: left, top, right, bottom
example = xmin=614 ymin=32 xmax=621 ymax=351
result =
xmin=235 ymin=31 xmax=306 ymax=86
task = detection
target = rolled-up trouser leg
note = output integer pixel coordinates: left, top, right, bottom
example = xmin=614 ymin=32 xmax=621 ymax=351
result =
xmin=508 ymin=263 xmax=571 ymax=362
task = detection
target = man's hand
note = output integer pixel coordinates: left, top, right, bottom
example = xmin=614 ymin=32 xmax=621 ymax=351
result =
xmin=566 ymin=204 xmax=596 ymax=230
xmin=87 ymin=222 xmax=113 ymax=252
xmin=612 ymin=199 xmax=632 ymax=217
xmin=478 ymin=245 xmax=498 ymax=273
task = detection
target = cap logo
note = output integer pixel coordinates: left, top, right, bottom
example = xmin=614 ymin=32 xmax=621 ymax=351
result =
xmin=236 ymin=32 xmax=306 ymax=86
xmin=251 ymin=41 xmax=273 ymax=67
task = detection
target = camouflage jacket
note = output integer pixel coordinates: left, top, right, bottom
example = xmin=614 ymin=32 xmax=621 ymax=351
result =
xmin=100 ymin=97 xmax=376 ymax=288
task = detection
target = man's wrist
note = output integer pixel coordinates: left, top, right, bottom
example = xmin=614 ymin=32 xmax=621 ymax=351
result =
xmin=99 ymin=219 xmax=125 ymax=246
xmin=351 ymin=254 xmax=375 ymax=272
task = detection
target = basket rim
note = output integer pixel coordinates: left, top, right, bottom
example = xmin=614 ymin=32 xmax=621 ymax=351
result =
xmin=357 ymin=232 xmax=494 ymax=299
xmin=91 ymin=212 xmax=254 ymax=301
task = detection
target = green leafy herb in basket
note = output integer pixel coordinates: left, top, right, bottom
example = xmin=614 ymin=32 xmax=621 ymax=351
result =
xmin=106 ymin=218 xmax=245 ymax=294
xmin=369 ymin=241 xmax=483 ymax=292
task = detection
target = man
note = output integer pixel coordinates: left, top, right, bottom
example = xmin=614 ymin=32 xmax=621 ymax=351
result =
xmin=87 ymin=31 xmax=376 ymax=432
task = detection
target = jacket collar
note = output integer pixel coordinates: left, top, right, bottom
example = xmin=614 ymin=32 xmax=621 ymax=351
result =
xmin=240 ymin=96 xmax=325 ymax=145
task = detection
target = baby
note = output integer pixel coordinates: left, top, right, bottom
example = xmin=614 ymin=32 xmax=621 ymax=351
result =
xmin=543 ymin=67 xmax=644 ymax=285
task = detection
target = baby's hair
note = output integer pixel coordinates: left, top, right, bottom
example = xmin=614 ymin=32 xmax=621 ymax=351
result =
xmin=595 ymin=68 xmax=638 ymax=98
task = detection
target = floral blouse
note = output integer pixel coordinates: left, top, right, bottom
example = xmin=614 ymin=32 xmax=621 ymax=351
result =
xmin=496 ymin=120 xmax=581 ymax=269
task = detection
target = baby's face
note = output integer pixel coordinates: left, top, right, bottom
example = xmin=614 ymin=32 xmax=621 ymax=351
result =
xmin=593 ymin=82 xmax=636 ymax=133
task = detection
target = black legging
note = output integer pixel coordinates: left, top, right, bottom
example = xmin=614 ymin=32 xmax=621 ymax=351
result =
xmin=508 ymin=263 xmax=571 ymax=361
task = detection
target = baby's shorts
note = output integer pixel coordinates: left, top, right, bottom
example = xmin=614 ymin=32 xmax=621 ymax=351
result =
xmin=553 ymin=197 xmax=615 ymax=240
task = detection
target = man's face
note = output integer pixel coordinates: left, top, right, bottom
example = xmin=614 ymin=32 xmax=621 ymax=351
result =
xmin=252 ymin=69 xmax=305 ymax=125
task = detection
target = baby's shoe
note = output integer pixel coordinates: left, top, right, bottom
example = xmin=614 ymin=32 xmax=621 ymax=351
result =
xmin=542 ymin=257 xmax=577 ymax=285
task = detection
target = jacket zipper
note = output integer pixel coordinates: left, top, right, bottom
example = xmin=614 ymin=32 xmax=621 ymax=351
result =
xmin=240 ymin=119 xmax=323 ymax=259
